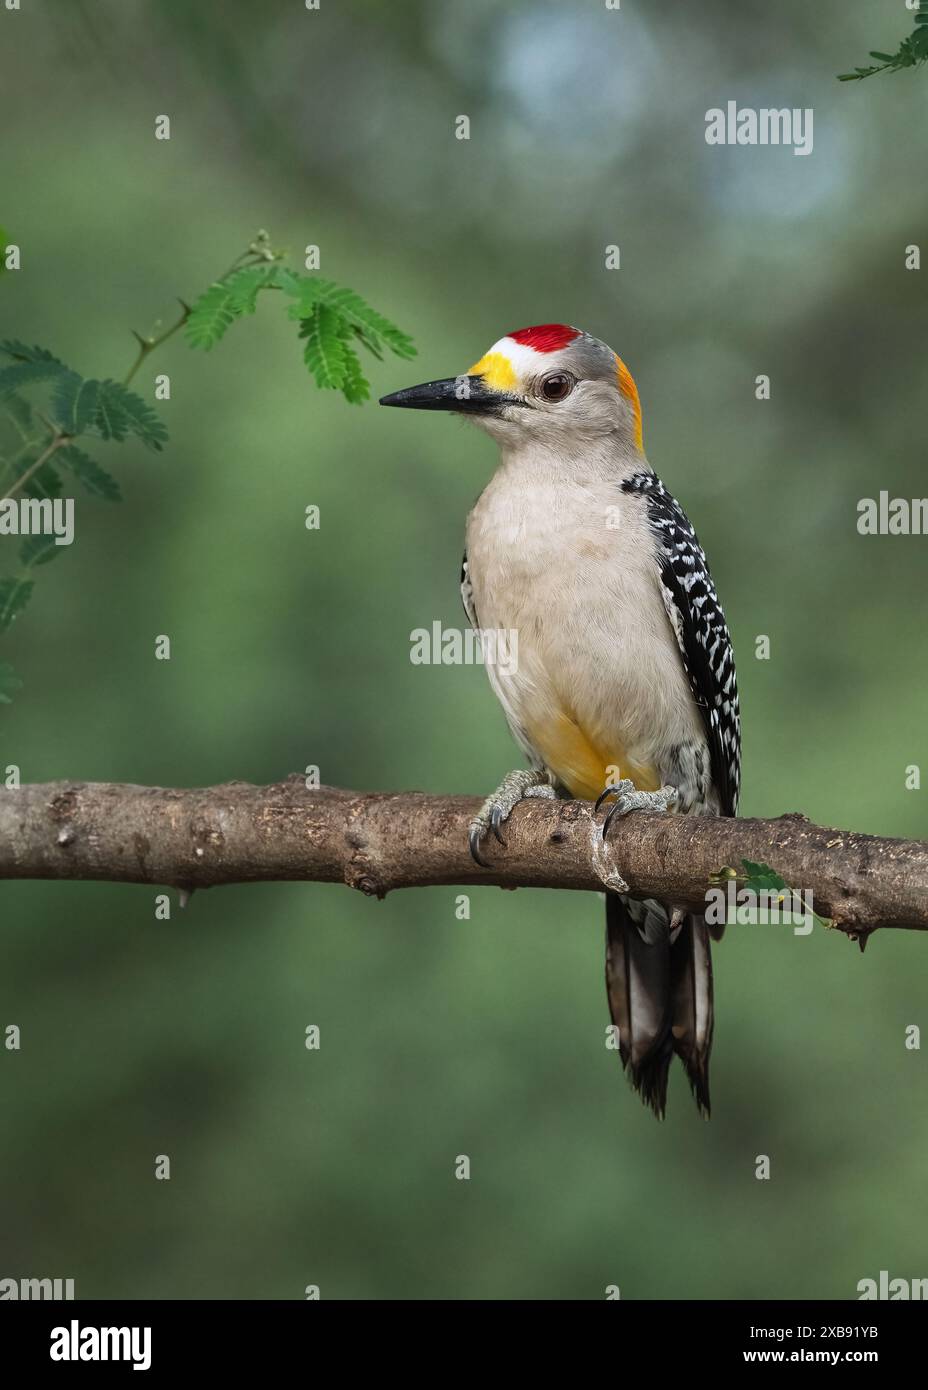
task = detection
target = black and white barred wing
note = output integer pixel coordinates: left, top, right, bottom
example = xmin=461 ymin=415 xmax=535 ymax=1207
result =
xmin=460 ymin=552 xmax=478 ymax=629
xmin=637 ymin=477 xmax=741 ymax=817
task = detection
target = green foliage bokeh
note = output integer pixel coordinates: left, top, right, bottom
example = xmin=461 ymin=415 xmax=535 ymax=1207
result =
xmin=0 ymin=0 xmax=926 ymax=1300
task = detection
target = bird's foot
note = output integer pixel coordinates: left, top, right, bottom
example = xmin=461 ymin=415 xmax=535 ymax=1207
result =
xmin=596 ymin=779 xmax=679 ymax=840
xmin=469 ymin=769 xmax=557 ymax=867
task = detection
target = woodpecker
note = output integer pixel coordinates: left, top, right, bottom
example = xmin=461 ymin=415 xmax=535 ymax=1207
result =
xmin=381 ymin=324 xmax=741 ymax=1117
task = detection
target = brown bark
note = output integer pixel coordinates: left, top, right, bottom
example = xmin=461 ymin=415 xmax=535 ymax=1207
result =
xmin=1 ymin=777 xmax=925 ymax=943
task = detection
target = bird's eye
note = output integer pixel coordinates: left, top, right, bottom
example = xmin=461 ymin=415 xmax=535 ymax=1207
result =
xmin=540 ymin=373 xmax=573 ymax=402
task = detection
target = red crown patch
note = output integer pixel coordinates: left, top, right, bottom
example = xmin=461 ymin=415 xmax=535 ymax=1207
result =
xmin=507 ymin=324 xmax=580 ymax=354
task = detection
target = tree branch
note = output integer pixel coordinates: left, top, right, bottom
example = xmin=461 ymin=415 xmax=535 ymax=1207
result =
xmin=1 ymin=778 xmax=925 ymax=942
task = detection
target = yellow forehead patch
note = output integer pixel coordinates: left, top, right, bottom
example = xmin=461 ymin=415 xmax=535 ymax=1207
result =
xmin=468 ymin=351 xmax=518 ymax=393
xmin=615 ymin=354 xmax=643 ymax=451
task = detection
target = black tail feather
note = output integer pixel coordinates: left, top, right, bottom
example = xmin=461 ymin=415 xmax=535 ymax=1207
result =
xmin=605 ymin=895 xmax=714 ymax=1119
xmin=670 ymin=914 xmax=714 ymax=1117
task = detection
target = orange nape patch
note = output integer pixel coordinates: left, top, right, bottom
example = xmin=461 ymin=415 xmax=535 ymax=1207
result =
xmin=527 ymin=710 xmax=659 ymax=803
xmin=614 ymin=354 xmax=643 ymax=452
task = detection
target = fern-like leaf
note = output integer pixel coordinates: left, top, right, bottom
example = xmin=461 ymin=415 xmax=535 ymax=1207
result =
xmin=283 ymin=278 xmax=328 ymax=320
xmin=23 ymin=462 xmax=63 ymax=500
xmin=0 ymin=359 xmax=69 ymax=401
xmin=318 ymin=283 xmax=417 ymax=359
xmin=19 ymin=533 xmax=63 ymax=568
xmin=4 ymin=392 xmax=34 ymax=440
xmin=51 ymin=372 xmax=101 ymax=435
xmin=0 ymin=577 xmax=34 ymax=632
xmin=93 ymin=380 xmax=168 ymax=451
xmin=838 ymin=0 xmax=928 ymax=79
xmin=6 ymin=446 xmax=62 ymax=499
xmin=340 ymin=343 xmax=371 ymax=405
xmin=185 ymin=266 xmax=280 ymax=348
xmin=61 ymin=444 xmax=121 ymax=501
xmin=300 ymin=304 xmax=348 ymax=389
xmin=271 ymin=266 xmax=307 ymax=299
xmin=185 ymin=282 xmax=241 ymax=349
xmin=223 ymin=264 xmax=282 ymax=315
xmin=94 ymin=381 xmax=129 ymax=441
xmin=184 ymin=256 xmax=415 ymax=397
xmin=283 ymin=278 xmax=415 ymax=358
xmin=0 ymin=341 xmax=66 ymax=365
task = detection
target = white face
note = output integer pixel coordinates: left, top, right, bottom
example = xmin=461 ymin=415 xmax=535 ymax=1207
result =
xmin=464 ymin=332 xmax=640 ymax=450
xmin=380 ymin=324 xmax=644 ymax=454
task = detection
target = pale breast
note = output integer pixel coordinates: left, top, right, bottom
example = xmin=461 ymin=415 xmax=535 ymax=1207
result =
xmin=465 ymin=466 xmax=703 ymax=794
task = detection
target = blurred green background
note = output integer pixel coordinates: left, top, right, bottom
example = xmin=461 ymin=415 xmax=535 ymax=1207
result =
xmin=1 ymin=0 xmax=926 ymax=1300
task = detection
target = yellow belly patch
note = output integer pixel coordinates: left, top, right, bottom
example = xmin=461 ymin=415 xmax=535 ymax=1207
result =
xmin=527 ymin=711 xmax=659 ymax=802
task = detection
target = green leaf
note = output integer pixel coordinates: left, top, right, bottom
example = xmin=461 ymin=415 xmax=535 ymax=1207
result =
xmin=185 ymin=264 xmax=292 ymax=349
xmin=271 ymin=266 xmax=308 ymax=299
xmin=185 ymin=281 xmax=241 ymax=349
xmin=4 ymin=392 xmax=34 ymax=440
xmin=5 ymin=444 xmax=62 ymax=498
xmin=93 ymin=380 xmax=168 ymax=451
xmin=741 ymin=859 xmax=787 ymax=894
xmin=839 ymin=4 xmax=928 ymax=81
xmin=300 ymin=304 xmax=348 ymax=389
xmin=320 ymin=284 xmax=417 ymax=359
xmin=0 ymin=660 xmax=22 ymax=705
xmin=19 ymin=532 xmax=63 ymax=567
xmin=60 ymin=444 xmax=121 ymax=501
xmin=283 ymin=278 xmax=328 ymax=319
xmin=224 ymin=264 xmax=282 ymax=314
xmin=0 ymin=577 xmax=34 ymax=632
xmin=50 ymin=371 xmax=100 ymax=435
xmin=94 ymin=380 xmax=129 ymax=441
xmin=340 ymin=343 xmax=371 ymax=405
xmin=0 ymin=340 xmax=66 ymax=365
xmin=184 ymin=259 xmax=415 ymax=398
xmin=0 ymin=358 xmax=69 ymax=401
xmin=23 ymin=461 xmax=62 ymax=499
xmin=286 ymin=279 xmax=416 ymax=359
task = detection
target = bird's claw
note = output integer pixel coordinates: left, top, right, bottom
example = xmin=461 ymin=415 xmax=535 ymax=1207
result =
xmin=490 ymin=802 xmax=507 ymax=846
xmin=594 ymin=779 xmax=633 ymax=813
xmin=468 ymin=769 xmax=557 ymax=867
xmin=599 ymin=782 xmax=679 ymax=840
xmin=469 ymin=822 xmax=493 ymax=869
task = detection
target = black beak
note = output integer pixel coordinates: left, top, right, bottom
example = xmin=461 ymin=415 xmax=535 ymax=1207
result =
xmin=379 ymin=376 xmax=518 ymax=414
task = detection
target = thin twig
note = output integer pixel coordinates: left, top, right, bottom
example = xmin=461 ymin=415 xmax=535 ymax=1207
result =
xmin=123 ymin=305 xmax=190 ymax=386
xmin=0 ymin=431 xmax=69 ymax=503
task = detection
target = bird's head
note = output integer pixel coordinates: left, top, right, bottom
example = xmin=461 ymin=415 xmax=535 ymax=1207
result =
xmin=379 ymin=324 xmax=643 ymax=452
